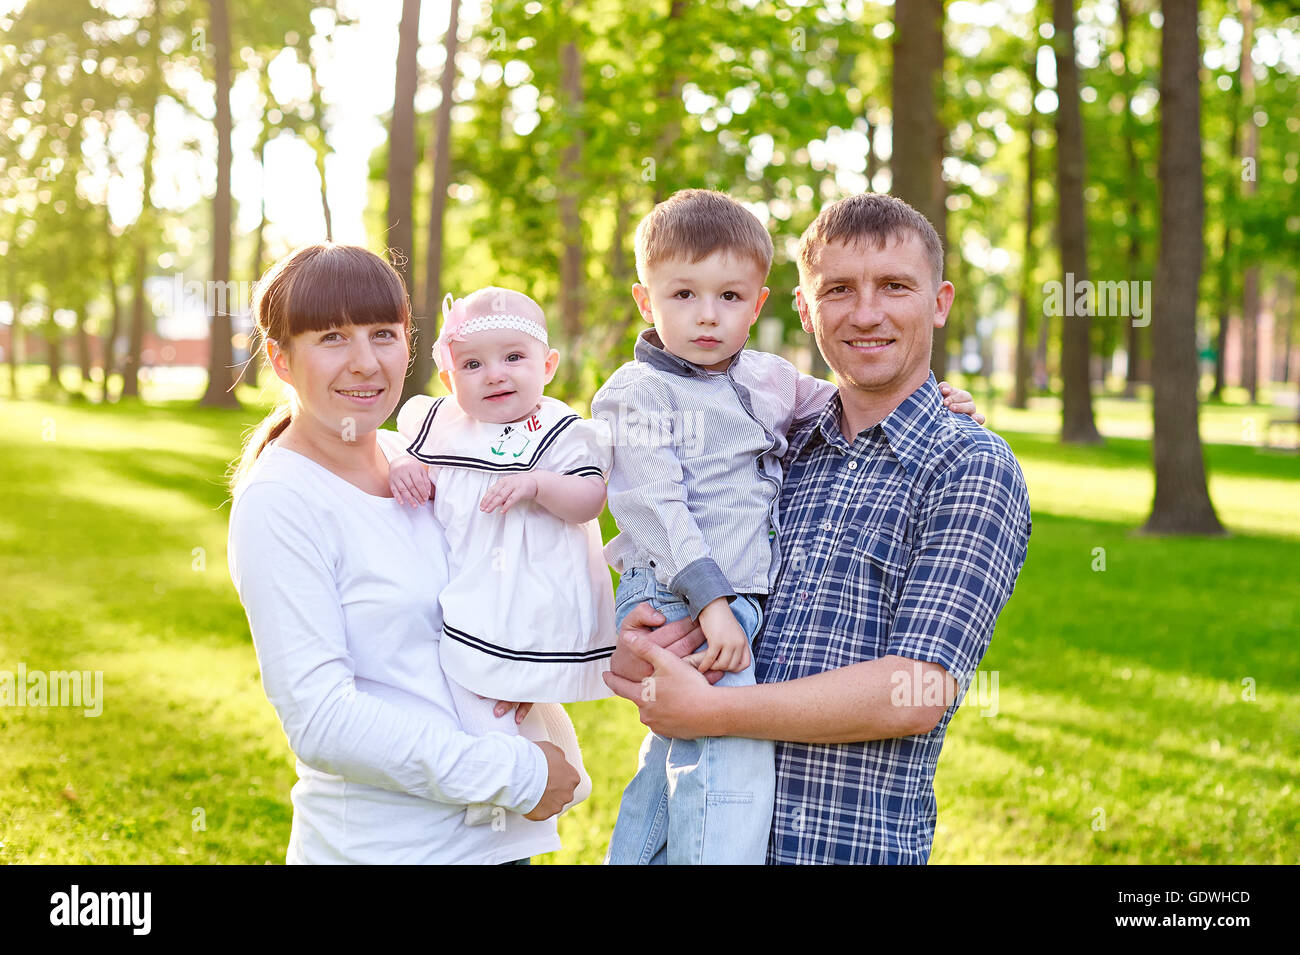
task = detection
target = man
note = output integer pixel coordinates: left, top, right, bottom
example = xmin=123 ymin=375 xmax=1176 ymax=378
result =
xmin=604 ymin=193 xmax=1032 ymax=864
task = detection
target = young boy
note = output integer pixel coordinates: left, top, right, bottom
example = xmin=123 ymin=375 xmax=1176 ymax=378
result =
xmin=592 ymin=189 xmax=979 ymax=864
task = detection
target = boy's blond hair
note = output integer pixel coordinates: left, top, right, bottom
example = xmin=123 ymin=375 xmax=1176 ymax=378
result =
xmin=634 ymin=189 xmax=774 ymax=283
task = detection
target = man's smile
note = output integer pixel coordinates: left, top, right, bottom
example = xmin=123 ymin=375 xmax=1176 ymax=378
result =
xmin=845 ymin=338 xmax=896 ymax=351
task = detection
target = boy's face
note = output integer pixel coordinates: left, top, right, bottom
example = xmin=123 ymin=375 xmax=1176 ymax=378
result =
xmin=633 ymin=251 xmax=770 ymax=371
xmin=438 ymin=327 xmax=560 ymax=425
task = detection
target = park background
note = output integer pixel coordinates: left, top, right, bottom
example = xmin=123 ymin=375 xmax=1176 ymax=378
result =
xmin=1 ymin=0 xmax=1296 ymax=864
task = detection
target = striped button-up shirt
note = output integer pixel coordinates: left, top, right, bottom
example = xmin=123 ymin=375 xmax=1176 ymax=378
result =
xmin=756 ymin=374 xmax=1031 ymax=864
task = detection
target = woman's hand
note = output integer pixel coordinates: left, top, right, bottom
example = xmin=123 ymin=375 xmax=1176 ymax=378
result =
xmin=523 ymin=741 xmax=579 ymax=821
xmin=938 ymin=381 xmax=986 ymax=426
xmin=479 ymin=474 xmax=539 ymax=514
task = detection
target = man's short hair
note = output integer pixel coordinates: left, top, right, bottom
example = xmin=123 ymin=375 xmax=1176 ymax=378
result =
xmin=635 ymin=189 xmax=774 ymax=284
xmin=797 ymin=193 xmax=945 ymax=289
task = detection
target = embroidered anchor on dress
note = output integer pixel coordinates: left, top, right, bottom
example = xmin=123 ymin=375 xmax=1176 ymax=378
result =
xmin=490 ymin=424 xmax=532 ymax=458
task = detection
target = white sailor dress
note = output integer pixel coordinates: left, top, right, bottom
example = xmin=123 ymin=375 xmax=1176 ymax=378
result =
xmin=397 ymin=394 xmax=617 ymax=703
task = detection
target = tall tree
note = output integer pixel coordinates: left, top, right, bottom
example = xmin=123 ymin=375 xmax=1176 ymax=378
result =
xmin=387 ymin=0 xmax=421 ymax=311
xmin=1118 ymin=0 xmax=1146 ymax=397
xmin=404 ymin=0 xmax=460 ymax=409
xmin=892 ymin=0 xmax=947 ymax=377
xmin=1143 ymin=0 xmax=1224 ymax=535
xmin=1238 ymin=0 xmax=1260 ymax=403
xmin=1053 ymin=0 xmax=1102 ymax=442
xmin=557 ymin=3 xmax=585 ymax=351
xmin=200 ymin=0 xmax=239 ymax=408
xmin=121 ymin=2 xmax=165 ymax=400
xmin=1012 ymin=44 xmax=1040 ymax=410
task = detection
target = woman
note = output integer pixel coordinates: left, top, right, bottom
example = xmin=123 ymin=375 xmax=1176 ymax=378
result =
xmin=227 ymin=244 xmax=577 ymax=864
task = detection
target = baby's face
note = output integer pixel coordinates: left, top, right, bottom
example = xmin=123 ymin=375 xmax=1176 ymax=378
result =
xmin=634 ymin=251 xmax=770 ymax=371
xmin=441 ymin=327 xmax=559 ymax=424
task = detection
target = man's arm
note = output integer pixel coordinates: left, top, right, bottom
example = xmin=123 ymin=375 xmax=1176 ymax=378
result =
xmin=608 ymin=447 xmax=1031 ymax=743
xmin=607 ymin=639 xmax=953 ymax=742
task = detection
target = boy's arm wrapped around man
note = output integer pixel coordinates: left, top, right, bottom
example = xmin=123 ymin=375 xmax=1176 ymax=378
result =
xmin=590 ymin=372 xmax=736 ymax=619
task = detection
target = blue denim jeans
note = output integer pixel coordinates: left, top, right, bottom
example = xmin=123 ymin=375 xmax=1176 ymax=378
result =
xmin=605 ymin=567 xmax=775 ymax=865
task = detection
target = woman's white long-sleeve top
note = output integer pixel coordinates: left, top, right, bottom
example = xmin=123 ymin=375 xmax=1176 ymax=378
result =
xmin=227 ymin=431 xmax=560 ymax=864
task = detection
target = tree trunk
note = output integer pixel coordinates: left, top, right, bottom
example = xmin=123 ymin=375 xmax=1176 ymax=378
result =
xmin=651 ymin=1 xmax=687 ymax=204
xmin=557 ymin=16 xmax=585 ymax=353
xmin=44 ymin=308 xmax=63 ymax=389
xmin=892 ymin=0 xmax=947 ymax=378
xmin=309 ymin=53 xmax=333 ymax=242
xmin=1054 ymin=0 xmax=1102 ymax=442
xmin=387 ymin=0 xmax=421 ymax=307
xmin=122 ymin=6 xmax=162 ymax=400
xmin=1239 ymin=0 xmax=1259 ymax=403
xmin=403 ymin=0 xmax=460 ymax=410
xmin=1012 ymin=47 xmax=1039 ymax=409
xmin=101 ymin=208 xmax=122 ymax=403
xmin=1119 ymin=0 xmax=1144 ymax=397
xmin=75 ymin=305 xmax=92 ymax=382
xmin=1143 ymin=0 xmax=1224 ymax=535
xmin=200 ymin=0 xmax=238 ymax=408
xmin=6 ymin=220 xmax=19 ymax=399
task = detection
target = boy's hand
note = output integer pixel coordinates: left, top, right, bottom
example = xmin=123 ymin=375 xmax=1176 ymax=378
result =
xmin=938 ymin=381 xmax=986 ymax=426
xmin=685 ymin=598 xmax=751 ymax=673
xmin=389 ymin=454 xmax=432 ymax=508
xmin=479 ymin=474 xmax=539 ymax=514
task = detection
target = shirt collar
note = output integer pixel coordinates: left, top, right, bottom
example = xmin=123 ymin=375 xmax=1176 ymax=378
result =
xmin=633 ymin=327 xmax=748 ymax=378
xmin=877 ymin=374 xmax=943 ymax=477
xmin=791 ymin=374 xmax=943 ymax=475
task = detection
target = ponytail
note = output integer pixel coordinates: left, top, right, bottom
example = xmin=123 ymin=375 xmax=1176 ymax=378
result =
xmin=229 ymin=392 xmax=294 ymax=492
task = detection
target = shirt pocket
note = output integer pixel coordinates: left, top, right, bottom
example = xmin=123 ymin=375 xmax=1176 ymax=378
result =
xmin=856 ymin=524 xmax=911 ymax=621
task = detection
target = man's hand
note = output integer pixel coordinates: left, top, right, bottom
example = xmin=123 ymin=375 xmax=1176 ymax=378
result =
xmin=523 ymin=741 xmax=579 ymax=821
xmin=607 ymin=602 xmax=725 ymax=686
xmin=389 ymin=454 xmax=432 ymax=508
xmin=686 ymin=598 xmax=751 ymax=672
xmin=938 ymin=381 xmax=986 ymax=426
xmin=480 ymin=474 xmax=539 ymax=514
xmin=604 ymin=632 xmax=721 ymax=740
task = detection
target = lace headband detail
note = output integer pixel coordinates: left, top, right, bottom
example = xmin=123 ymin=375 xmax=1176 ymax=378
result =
xmin=434 ymin=294 xmax=549 ymax=371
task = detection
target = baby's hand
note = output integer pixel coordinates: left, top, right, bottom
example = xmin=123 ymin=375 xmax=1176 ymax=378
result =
xmin=479 ymin=473 xmax=539 ymax=514
xmin=685 ymin=598 xmax=752 ymax=673
xmin=389 ymin=454 xmax=432 ymax=508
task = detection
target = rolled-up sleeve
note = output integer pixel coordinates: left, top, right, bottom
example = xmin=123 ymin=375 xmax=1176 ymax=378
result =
xmin=885 ymin=450 xmax=1031 ymax=696
xmin=228 ymin=481 xmax=548 ymax=813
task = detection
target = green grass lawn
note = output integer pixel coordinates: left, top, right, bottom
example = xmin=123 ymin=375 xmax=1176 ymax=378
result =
xmin=1 ymin=374 xmax=1296 ymax=864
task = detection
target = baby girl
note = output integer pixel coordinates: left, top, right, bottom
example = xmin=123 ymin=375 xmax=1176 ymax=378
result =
xmin=388 ymin=287 xmax=616 ymax=824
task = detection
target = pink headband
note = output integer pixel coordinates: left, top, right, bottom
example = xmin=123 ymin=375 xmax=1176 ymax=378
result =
xmin=433 ymin=293 xmax=549 ymax=372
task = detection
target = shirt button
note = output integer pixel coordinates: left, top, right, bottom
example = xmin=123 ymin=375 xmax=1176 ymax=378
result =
xmin=848 ymin=460 xmax=858 ymax=471
xmin=822 ymin=521 xmax=833 ymax=532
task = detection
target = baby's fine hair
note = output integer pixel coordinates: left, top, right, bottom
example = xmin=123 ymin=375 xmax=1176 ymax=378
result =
xmin=634 ymin=189 xmax=774 ymax=284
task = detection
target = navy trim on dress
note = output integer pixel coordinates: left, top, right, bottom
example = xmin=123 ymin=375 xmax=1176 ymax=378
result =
xmin=407 ymin=412 xmax=583 ymax=473
xmin=443 ymin=622 xmax=616 ymax=663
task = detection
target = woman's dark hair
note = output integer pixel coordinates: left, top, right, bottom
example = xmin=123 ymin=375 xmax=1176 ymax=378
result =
xmin=229 ymin=244 xmax=412 ymax=490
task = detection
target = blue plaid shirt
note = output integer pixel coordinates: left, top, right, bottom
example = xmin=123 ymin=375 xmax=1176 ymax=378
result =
xmin=755 ymin=374 xmax=1031 ymax=864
